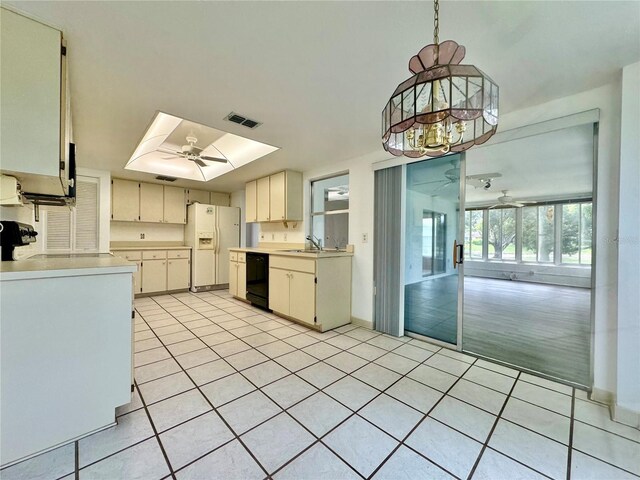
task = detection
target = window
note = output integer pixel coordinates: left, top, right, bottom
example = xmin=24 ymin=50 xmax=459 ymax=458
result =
xmin=422 ymin=210 xmax=446 ymax=276
xmin=310 ymin=173 xmax=349 ymax=249
xmin=44 ymin=177 xmax=99 ymax=252
xmin=488 ymin=208 xmax=516 ymax=260
xmin=561 ymin=203 xmax=592 ymax=265
xmin=464 ymin=200 xmax=592 ymax=266
xmin=464 ymin=210 xmax=483 ymax=259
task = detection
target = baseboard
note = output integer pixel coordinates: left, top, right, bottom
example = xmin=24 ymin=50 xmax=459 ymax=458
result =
xmin=590 ymin=387 xmax=614 ymax=405
xmin=351 ymin=316 xmax=373 ymax=329
xmin=612 ymin=403 xmax=640 ymax=429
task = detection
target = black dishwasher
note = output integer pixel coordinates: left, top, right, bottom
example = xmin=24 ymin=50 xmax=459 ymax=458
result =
xmin=246 ymin=252 xmax=269 ymax=310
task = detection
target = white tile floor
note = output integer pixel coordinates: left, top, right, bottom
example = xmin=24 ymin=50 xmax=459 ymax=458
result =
xmin=2 ymin=290 xmax=639 ymax=480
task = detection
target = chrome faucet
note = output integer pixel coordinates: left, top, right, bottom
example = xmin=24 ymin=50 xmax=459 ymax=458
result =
xmin=306 ymin=235 xmax=322 ymax=251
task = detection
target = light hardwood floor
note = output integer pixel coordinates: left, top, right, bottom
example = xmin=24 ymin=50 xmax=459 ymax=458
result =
xmin=404 ymin=276 xmax=591 ymax=385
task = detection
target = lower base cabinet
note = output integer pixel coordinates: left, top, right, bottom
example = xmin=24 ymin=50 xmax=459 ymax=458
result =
xmin=229 ymin=252 xmax=246 ymax=300
xmin=268 ymin=254 xmax=352 ymax=331
xmin=167 ymin=258 xmax=190 ymax=291
xmin=142 ymin=258 xmax=167 ymax=293
xmin=112 ymin=248 xmax=191 ymax=296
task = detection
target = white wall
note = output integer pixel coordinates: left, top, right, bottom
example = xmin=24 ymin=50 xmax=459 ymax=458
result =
xmin=110 ymin=222 xmax=184 ymax=243
xmin=616 ymin=61 xmax=640 ymax=424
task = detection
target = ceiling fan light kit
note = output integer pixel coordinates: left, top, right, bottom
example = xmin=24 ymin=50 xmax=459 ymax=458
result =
xmin=381 ymin=0 xmax=499 ymax=158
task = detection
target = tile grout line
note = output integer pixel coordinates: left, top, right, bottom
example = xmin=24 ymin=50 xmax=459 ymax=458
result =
xmin=147 ymin=292 xmax=506 ymax=478
xmin=165 ymin=292 xmax=454 ymax=478
xmin=137 ymin=291 xmax=609 ymax=480
xmin=465 ymin=371 xmax=523 ymax=480
xmin=165 ymin=293 xmax=371 ymax=478
xmin=365 ymin=357 xmax=480 ymax=480
xmin=74 ymin=441 xmax=79 ymax=480
xmin=140 ymin=298 xmax=273 ymax=479
xmin=133 ymin=378 xmax=177 ymax=480
xmin=566 ymin=386 xmax=576 ymax=480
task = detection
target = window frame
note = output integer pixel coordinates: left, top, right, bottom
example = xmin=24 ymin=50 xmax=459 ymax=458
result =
xmin=464 ymin=199 xmax=592 ymax=267
xmin=310 ymin=172 xmax=350 ymax=249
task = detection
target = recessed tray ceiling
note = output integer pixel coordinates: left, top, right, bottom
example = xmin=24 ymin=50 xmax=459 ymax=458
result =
xmin=125 ymin=112 xmax=279 ymax=182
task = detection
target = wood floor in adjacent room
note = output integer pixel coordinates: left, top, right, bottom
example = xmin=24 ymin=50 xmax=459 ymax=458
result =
xmin=462 ymin=276 xmax=591 ymax=386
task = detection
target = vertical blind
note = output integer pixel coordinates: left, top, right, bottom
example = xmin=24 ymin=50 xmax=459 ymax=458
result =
xmin=373 ymin=166 xmax=403 ymax=336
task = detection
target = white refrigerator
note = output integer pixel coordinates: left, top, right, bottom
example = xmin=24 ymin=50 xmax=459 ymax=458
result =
xmin=185 ymin=204 xmax=240 ymax=291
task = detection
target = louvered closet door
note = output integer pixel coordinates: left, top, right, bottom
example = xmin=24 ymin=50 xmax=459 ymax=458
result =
xmin=45 ymin=209 xmax=72 ymax=251
xmin=75 ymin=179 xmax=98 ymax=251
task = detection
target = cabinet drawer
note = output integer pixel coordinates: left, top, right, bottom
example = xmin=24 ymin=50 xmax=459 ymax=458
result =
xmin=270 ymin=256 xmax=315 ymax=274
xmin=142 ymin=250 xmax=167 ymax=260
xmin=238 ymin=252 xmax=246 ymax=263
xmin=230 ymin=251 xmax=238 ymax=262
xmin=168 ymin=249 xmax=190 ymax=259
xmin=113 ymin=250 xmax=142 ymax=261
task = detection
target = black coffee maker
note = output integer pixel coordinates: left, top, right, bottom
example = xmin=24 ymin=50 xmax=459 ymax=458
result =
xmin=0 ymin=221 xmax=38 ymax=261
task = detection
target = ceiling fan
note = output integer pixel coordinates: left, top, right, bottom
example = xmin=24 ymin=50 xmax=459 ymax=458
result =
xmin=161 ymin=135 xmax=228 ymax=167
xmin=488 ymin=190 xmax=535 ymax=209
xmin=327 ymin=186 xmax=349 ymax=196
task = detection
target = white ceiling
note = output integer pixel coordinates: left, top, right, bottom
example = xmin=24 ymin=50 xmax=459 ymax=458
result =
xmin=5 ymin=1 xmax=640 ymax=192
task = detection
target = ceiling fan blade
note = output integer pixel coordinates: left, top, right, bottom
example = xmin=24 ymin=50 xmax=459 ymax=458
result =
xmin=200 ymin=155 xmax=228 ymax=163
xmin=161 ymin=155 xmax=179 ymax=160
xmin=488 ymin=204 xmax=501 ymax=209
xmin=194 ymin=158 xmax=208 ymax=167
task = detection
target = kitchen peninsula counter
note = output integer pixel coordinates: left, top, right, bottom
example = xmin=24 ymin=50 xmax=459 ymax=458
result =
xmin=0 ymin=255 xmax=136 ymax=467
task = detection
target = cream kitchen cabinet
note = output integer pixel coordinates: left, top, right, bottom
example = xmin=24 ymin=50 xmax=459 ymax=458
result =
xmin=1 ymin=8 xmax=72 ymax=197
xmin=140 ymin=183 xmax=164 ymax=223
xmin=228 ymin=251 xmax=247 ymax=300
xmin=257 ymin=176 xmax=270 ymax=222
xmin=187 ymin=188 xmax=210 ymax=205
xmin=245 ymin=181 xmax=258 ymax=223
xmin=269 ymin=170 xmax=302 ymax=222
xmin=268 ymin=254 xmax=351 ymax=331
xmin=112 ymin=248 xmax=191 ymax=295
xmin=141 ymin=251 xmax=167 ymax=294
xmin=269 ymin=256 xmax=316 ymax=325
xmin=209 ymin=192 xmax=230 ymax=206
xmin=167 ymin=258 xmax=190 ymax=290
xmin=112 ymin=180 xmax=186 ymax=224
xmin=187 ymin=189 xmax=230 ymax=207
xmin=112 ymin=179 xmax=140 ymax=222
xmin=245 ymin=170 xmax=302 ymax=223
xmin=163 ymin=186 xmax=186 ymax=223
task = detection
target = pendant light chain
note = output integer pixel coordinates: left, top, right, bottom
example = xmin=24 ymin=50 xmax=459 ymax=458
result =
xmin=433 ymin=0 xmax=440 ymax=62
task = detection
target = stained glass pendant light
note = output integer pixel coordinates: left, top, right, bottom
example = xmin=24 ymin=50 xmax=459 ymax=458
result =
xmin=382 ymin=0 xmax=499 ymax=157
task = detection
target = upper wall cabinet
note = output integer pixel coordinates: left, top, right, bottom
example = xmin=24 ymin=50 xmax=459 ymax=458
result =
xmin=112 ymin=179 xmax=140 ymax=222
xmin=187 ymin=189 xmax=230 ymax=206
xmin=111 ymin=179 xmax=186 ymax=224
xmin=163 ymin=186 xmax=186 ymax=223
xmin=0 ymin=8 xmax=71 ymax=197
xmin=246 ymin=170 xmax=302 ymax=223
xmin=140 ymin=183 xmax=164 ymax=222
xmin=257 ymin=176 xmax=271 ymax=222
xmin=245 ymin=181 xmax=257 ymax=223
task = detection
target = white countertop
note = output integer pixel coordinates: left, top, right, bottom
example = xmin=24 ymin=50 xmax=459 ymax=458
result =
xmin=229 ymin=247 xmax=353 ymax=258
xmin=110 ymin=242 xmax=191 ymax=251
xmin=0 ymin=254 xmax=137 ymax=281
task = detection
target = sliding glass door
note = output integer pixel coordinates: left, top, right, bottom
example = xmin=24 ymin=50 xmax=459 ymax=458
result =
xmin=404 ymin=155 xmax=464 ymax=345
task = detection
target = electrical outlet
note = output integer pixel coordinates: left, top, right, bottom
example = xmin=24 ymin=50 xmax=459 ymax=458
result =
xmin=260 ymin=232 xmax=265 ymax=240
xmin=140 ymin=233 xmax=145 ymax=239
xmin=283 ymin=233 xmax=287 ymax=241
xmin=362 ymin=233 xmax=368 ymax=243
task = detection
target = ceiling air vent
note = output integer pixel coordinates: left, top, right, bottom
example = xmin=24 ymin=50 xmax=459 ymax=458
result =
xmin=155 ymin=175 xmax=177 ymax=182
xmin=225 ymin=112 xmax=261 ymax=129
